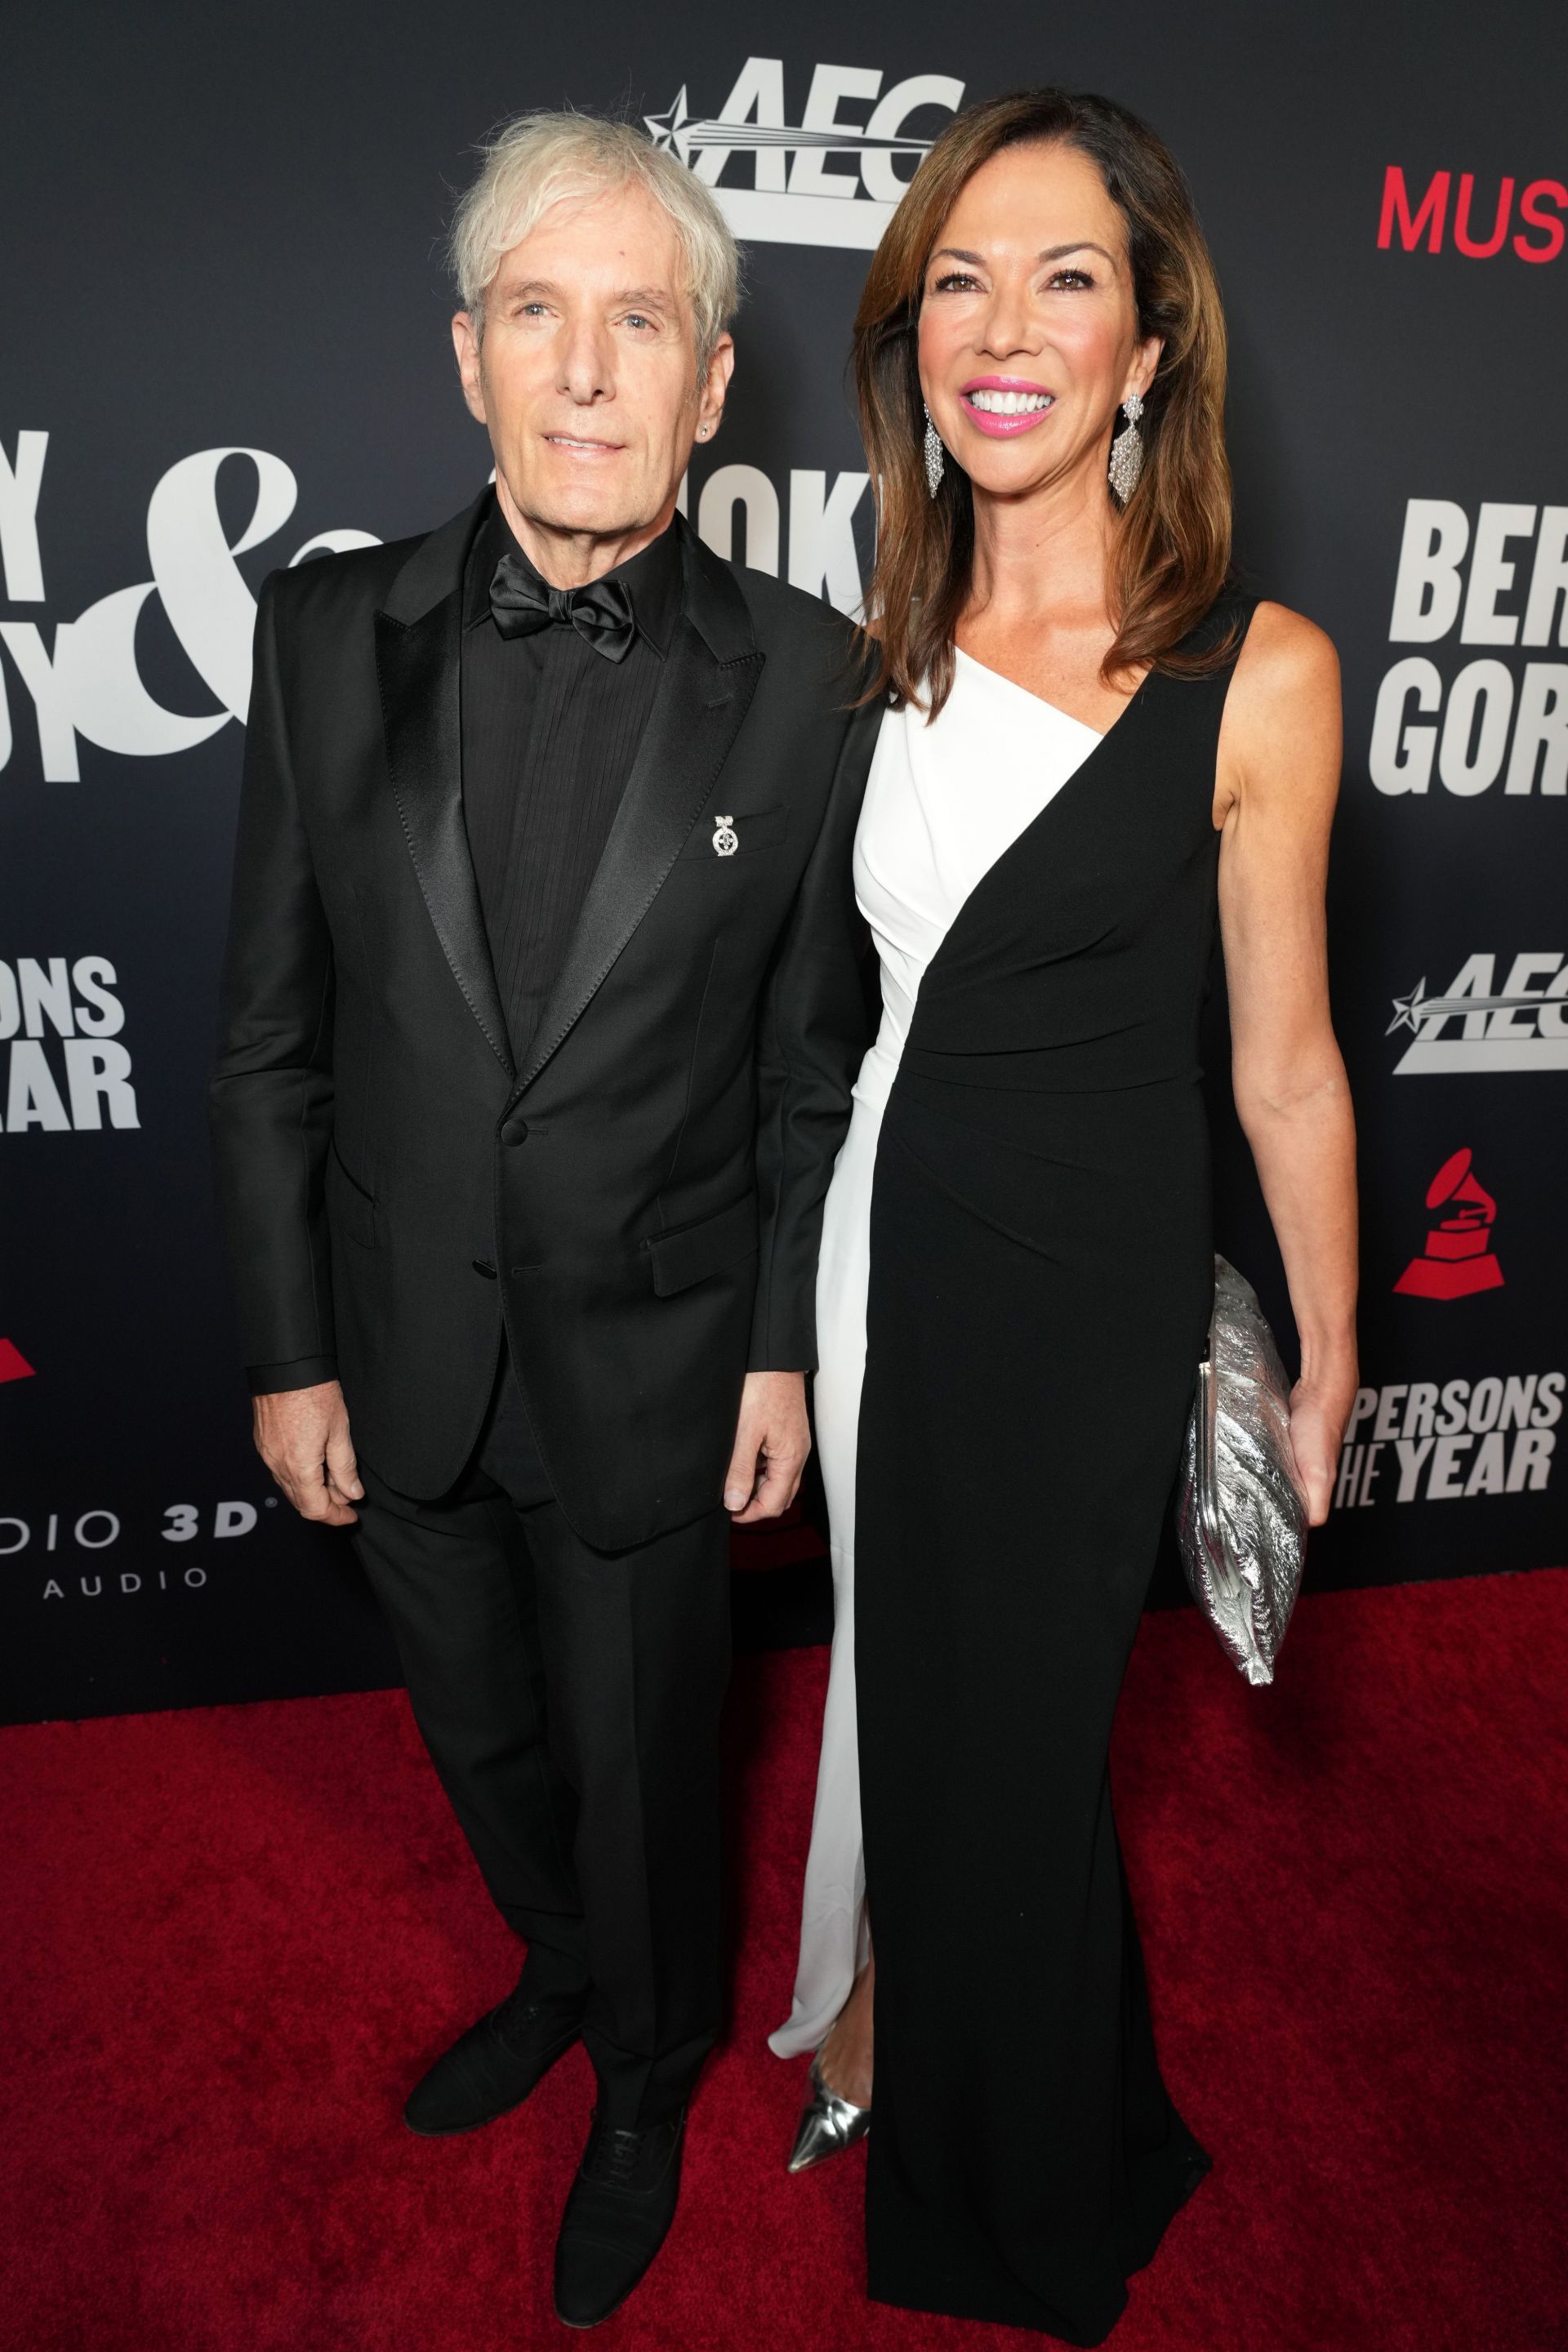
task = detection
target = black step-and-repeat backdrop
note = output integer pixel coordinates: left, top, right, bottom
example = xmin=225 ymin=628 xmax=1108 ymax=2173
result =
xmin=2 ymin=2 xmax=1563 ymax=1722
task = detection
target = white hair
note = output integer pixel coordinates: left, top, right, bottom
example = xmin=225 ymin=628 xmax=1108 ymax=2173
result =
xmin=449 ymin=111 xmax=741 ymax=368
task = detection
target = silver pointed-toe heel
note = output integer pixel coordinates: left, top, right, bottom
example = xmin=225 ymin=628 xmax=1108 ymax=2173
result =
xmin=786 ymin=2053 xmax=871 ymax=2173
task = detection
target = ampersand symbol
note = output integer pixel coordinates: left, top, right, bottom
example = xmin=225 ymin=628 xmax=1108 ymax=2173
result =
xmin=42 ymin=448 xmax=379 ymax=766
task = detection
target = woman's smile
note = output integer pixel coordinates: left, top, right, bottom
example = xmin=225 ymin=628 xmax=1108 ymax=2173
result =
xmin=959 ymin=375 xmax=1058 ymax=434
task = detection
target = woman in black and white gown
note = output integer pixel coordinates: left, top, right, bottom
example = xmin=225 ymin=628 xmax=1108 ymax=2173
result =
xmin=772 ymin=90 xmax=1357 ymax=2345
xmin=768 ymin=639 xmax=1108 ymax=2070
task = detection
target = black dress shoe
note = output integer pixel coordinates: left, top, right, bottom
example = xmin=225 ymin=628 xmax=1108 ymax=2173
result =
xmin=403 ymin=1971 xmax=584 ymax=2136
xmin=553 ymin=2106 xmax=686 ymax=2329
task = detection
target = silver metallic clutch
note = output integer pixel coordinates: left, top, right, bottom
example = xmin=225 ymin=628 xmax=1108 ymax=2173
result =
xmin=1175 ymin=1255 xmax=1308 ymax=1686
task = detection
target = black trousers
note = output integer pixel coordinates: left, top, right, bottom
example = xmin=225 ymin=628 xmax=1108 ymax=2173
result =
xmin=353 ymin=1362 xmax=732 ymax=2126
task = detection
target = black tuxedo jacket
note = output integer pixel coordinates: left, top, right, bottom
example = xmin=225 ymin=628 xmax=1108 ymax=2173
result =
xmin=210 ymin=494 xmax=879 ymax=1548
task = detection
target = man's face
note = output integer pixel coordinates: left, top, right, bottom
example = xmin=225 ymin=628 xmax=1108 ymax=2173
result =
xmin=452 ymin=181 xmax=732 ymax=558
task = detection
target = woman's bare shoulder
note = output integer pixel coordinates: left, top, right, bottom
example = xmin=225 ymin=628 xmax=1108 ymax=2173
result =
xmin=1231 ymin=599 xmax=1340 ymax=710
xmin=1216 ymin=601 xmax=1343 ymax=819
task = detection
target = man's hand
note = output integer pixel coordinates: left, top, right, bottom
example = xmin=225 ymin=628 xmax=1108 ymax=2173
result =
xmin=724 ymin=1370 xmax=810 ymax=1524
xmin=253 ymin=1379 xmax=363 ymax=1526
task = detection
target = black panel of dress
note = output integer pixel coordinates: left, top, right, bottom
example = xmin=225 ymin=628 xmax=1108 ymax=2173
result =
xmin=856 ymin=595 xmax=1258 ymax=2343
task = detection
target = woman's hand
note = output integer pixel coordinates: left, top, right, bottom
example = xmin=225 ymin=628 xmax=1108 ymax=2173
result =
xmin=1288 ymin=1372 xmax=1357 ymax=1527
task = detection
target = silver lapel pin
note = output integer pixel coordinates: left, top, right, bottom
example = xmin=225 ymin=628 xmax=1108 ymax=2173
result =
xmin=712 ymin=813 xmax=738 ymax=858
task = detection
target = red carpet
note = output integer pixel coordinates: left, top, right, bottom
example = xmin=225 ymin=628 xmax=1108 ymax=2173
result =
xmin=6 ymin=1570 xmax=1566 ymax=2352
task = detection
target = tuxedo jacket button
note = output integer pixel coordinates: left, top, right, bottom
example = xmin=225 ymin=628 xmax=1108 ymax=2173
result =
xmin=472 ymin=1258 xmax=497 ymax=1279
xmin=501 ymin=1117 xmax=529 ymax=1147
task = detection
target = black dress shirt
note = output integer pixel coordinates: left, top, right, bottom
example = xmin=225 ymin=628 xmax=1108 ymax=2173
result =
xmin=461 ymin=497 xmax=683 ymax=1063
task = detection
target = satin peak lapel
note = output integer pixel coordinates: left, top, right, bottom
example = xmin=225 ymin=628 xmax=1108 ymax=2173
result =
xmin=374 ymin=591 xmax=513 ymax=1078
xmin=514 ymin=609 xmax=762 ymax=1096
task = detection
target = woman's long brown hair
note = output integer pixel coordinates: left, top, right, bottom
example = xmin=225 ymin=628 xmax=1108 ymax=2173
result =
xmin=856 ymin=88 xmax=1236 ymax=716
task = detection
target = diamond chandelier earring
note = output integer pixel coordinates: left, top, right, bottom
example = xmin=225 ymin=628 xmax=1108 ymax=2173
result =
xmin=1107 ymin=393 xmax=1145 ymax=503
xmin=922 ymin=403 xmax=945 ymax=499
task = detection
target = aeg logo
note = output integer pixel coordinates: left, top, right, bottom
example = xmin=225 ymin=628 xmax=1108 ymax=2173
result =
xmin=647 ymin=59 xmax=963 ymax=247
xmin=1370 ymin=500 xmax=1566 ymax=800
xmin=1387 ymin=955 xmax=1568 ymax=1074
xmin=1378 ymin=167 xmax=1566 ymax=262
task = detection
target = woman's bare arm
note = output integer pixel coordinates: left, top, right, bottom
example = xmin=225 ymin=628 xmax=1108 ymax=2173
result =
xmin=1216 ymin=603 xmax=1359 ymax=1524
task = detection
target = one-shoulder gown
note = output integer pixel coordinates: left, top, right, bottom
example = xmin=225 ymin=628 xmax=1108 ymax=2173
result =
xmin=773 ymin=601 xmax=1254 ymax=2343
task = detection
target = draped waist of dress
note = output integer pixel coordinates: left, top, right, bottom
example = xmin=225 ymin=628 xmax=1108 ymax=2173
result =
xmin=891 ymin=1029 xmax=1211 ymax=1180
xmin=899 ymin=971 xmax=1212 ymax=1101
xmin=884 ymin=1045 xmax=1213 ymax=1287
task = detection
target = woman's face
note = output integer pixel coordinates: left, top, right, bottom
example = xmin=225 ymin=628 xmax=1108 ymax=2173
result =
xmin=916 ymin=140 xmax=1160 ymax=506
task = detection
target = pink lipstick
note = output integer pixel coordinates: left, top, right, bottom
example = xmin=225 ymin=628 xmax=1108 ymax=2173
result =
xmin=958 ymin=375 xmax=1056 ymax=437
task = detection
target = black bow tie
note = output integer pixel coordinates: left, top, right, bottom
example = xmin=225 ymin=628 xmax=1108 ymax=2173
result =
xmin=488 ymin=552 xmax=637 ymax=662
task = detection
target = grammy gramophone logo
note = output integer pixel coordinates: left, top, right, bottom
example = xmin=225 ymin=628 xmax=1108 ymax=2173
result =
xmin=1394 ymin=1147 xmax=1505 ymax=1300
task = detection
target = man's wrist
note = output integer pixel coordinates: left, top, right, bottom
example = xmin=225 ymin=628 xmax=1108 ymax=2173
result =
xmin=247 ymin=1356 xmax=339 ymax=1396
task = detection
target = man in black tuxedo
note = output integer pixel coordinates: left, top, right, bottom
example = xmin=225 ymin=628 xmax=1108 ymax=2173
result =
xmin=210 ymin=112 xmax=875 ymax=2327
